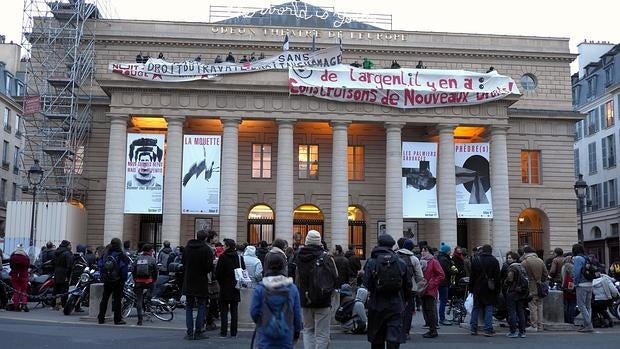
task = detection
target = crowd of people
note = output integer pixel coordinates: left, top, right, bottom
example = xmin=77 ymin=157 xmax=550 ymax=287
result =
xmin=2 ymin=231 xmax=620 ymax=349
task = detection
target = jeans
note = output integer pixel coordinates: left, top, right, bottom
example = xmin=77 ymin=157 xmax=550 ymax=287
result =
xmin=563 ymin=297 xmax=576 ymax=324
xmin=421 ymin=296 xmax=437 ymax=333
xmin=185 ymin=296 xmax=206 ymax=335
xmin=506 ymin=296 xmax=526 ymax=334
xmin=469 ymin=304 xmax=494 ymax=333
xmin=528 ymin=296 xmax=543 ymax=330
xmin=98 ymin=281 xmax=123 ymax=323
xmin=576 ymin=286 xmax=593 ymax=329
xmin=401 ymin=292 xmax=416 ymax=342
xmin=438 ymin=286 xmax=449 ymax=321
xmin=220 ymin=300 xmax=239 ymax=337
xmin=134 ymin=283 xmax=154 ymax=322
xmin=302 ymin=306 xmax=332 ymax=349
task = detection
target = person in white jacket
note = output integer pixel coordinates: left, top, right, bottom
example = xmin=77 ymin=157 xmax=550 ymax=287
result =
xmin=591 ymin=273 xmax=619 ymax=328
xmin=243 ymin=246 xmax=263 ymax=287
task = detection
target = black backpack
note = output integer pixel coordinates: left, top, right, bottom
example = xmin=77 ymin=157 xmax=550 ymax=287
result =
xmin=335 ymin=299 xmax=356 ymax=323
xmin=509 ymin=264 xmax=530 ymax=297
xmin=101 ymin=254 xmax=121 ymax=282
xmin=582 ymin=256 xmax=599 ymax=281
xmin=373 ymin=253 xmax=403 ymax=293
xmin=135 ymin=255 xmax=151 ymax=278
xmin=306 ymin=252 xmax=337 ymax=306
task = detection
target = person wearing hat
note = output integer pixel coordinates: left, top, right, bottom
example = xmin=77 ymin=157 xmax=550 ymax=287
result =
xmin=363 ymin=234 xmax=413 ymax=348
xmin=295 ymin=229 xmax=338 ymax=349
xmin=436 ymin=242 xmax=455 ymax=326
xmin=395 ymin=238 xmax=424 ymax=342
xmin=53 ymin=240 xmax=73 ymax=309
xmin=250 ymin=251 xmax=302 ymax=348
xmin=9 ymin=244 xmax=30 ymax=311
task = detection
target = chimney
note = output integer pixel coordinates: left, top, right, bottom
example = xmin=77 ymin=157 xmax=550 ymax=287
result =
xmin=0 ymin=35 xmax=5 ymax=44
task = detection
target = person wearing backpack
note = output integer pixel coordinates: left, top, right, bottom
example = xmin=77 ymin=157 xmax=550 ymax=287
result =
xmin=571 ymin=243 xmax=594 ymax=332
xmin=521 ymin=245 xmax=548 ymax=332
xmin=561 ymin=255 xmax=577 ymax=324
xmin=97 ymin=238 xmax=131 ymax=325
xmin=363 ymin=234 xmax=413 ymax=348
xmin=295 ymin=230 xmax=338 ymax=349
xmin=503 ymin=251 xmax=529 ymax=338
xmin=395 ymin=238 xmax=423 ymax=342
xmin=335 ymin=284 xmax=369 ymax=334
xmin=250 ymin=252 xmax=302 ymax=349
xmin=132 ymin=244 xmax=158 ymax=326
xmin=469 ymin=244 xmax=501 ymax=337
xmin=157 ymin=240 xmax=173 ymax=275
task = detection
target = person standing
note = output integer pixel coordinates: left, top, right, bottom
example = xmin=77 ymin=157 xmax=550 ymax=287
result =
xmin=9 ymin=245 xmax=30 ymax=311
xmin=182 ymin=230 xmax=214 ymax=340
xmin=521 ymin=245 xmax=548 ymax=332
xmin=419 ymin=245 xmax=444 ymax=338
xmin=295 ymin=230 xmax=338 ymax=349
xmin=572 ymin=243 xmax=594 ymax=332
xmin=132 ymin=244 xmax=158 ymax=326
xmin=363 ymin=234 xmax=412 ymax=348
xmin=215 ymin=238 xmax=244 ymax=338
xmin=395 ymin=238 xmax=424 ymax=342
xmin=243 ymin=245 xmax=264 ymax=286
xmin=548 ymin=248 xmax=565 ymax=286
xmin=97 ymin=238 xmax=130 ymax=325
xmin=157 ymin=240 xmax=174 ymax=275
xmin=53 ymin=240 xmax=73 ymax=309
xmin=469 ymin=244 xmax=501 ymax=336
xmin=503 ymin=251 xmax=529 ymax=338
xmin=561 ymin=255 xmax=577 ymax=324
xmin=436 ymin=242 xmax=454 ymax=326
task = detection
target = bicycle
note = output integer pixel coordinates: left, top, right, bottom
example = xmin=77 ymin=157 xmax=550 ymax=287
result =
xmin=122 ymin=282 xmax=174 ymax=321
xmin=445 ymin=277 xmax=469 ymax=324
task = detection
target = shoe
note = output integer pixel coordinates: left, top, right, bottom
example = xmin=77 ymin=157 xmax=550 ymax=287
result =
xmin=518 ymin=332 xmax=526 ymax=338
xmin=422 ymin=324 xmax=429 ymax=329
xmin=483 ymin=331 xmax=496 ymax=337
xmin=114 ymin=320 xmax=127 ymax=325
xmin=22 ymin=305 xmax=29 ymax=312
xmin=577 ymin=327 xmax=594 ymax=333
xmin=205 ymin=323 xmax=218 ymax=331
xmin=525 ymin=326 xmax=538 ymax=332
xmin=194 ymin=332 xmax=209 ymax=340
xmin=422 ymin=331 xmax=438 ymax=338
xmin=98 ymin=319 xmax=105 ymax=324
xmin=506 ymin=332 xmax=518 ymax=338
xmin=470 ymin=330 xmax=478 ymax=336
xmin=137 ymin=320 xmax=142 ymax=326
xmin=75 ymin=308 xmax=84 ymax=313
xmin=184 ymin=333 xmax=194 ymax=340
xmin=440 ymin=320 xmax=453 ymax=326
xmin=219 ymin=333 xmax=228 ymax=338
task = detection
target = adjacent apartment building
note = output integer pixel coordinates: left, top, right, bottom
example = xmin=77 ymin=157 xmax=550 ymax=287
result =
xmin=572 ymin=41 xmax=620 ymax=265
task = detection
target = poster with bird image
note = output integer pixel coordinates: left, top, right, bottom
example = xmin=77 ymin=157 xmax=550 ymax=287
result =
xmin=181 ymin=135 xmax=221 ymax=214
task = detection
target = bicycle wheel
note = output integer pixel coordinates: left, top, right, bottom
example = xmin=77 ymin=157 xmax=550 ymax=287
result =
xmin=121 ymin=296 xmax=134 ymax=318
xmin=152 ymin=304 xmax=174 ymax=321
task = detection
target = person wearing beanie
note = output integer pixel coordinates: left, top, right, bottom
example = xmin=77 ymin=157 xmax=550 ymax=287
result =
xmin=395 ymin=238 xmax=424 ymax=342
xmin=9 ymin=244 xmax=30 ymax=311
xmin=295 ymin=229 xmax=338 ymax=349
xmin=363 ymin=234 xmax=413 ymax=347
xmin=97 ymin=237 xmax=131 ymax=325
xmin=215 ymin=238 xmax=245 ymax=338
xmin=436 ymin=242 xmax=455 ymax=326
xmin=251 ymin=252 xmax=302 ymax=349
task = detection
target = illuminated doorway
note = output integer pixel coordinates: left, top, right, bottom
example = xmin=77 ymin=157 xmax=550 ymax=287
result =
xmin=517 ymin=208 xmax=549 ymax=252
xmin=348 ymin=206 xmax=366 ymax=259
xmin=293 ymin=204 xmax=324 ymax=247
xmin=247 ymin=204 xmax=275 ymax=244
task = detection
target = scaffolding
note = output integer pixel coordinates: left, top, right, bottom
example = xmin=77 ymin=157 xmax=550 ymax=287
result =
xmin=20 ymin=0 xmax=111 ymax=203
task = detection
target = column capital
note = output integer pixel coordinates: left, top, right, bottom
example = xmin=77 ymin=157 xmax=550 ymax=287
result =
xmin=489 ymin=124 xmax=511 ymax=134
xmin=330 ymin=121 xmax=351 ymax=129
xmin=220 ymin=117 xmax=242 ymax=126
xmin=106 ymin=113 xmax=128 ymax=122
xmin=276 ymin=119 xmax=296 ymax=126
xmin=165 ymin=116 xmax=185 ymax=126
xmin=384 ymin=121 xmax=405 ymax=130
xmin=436 ymin=124 xmax=457 ymax=133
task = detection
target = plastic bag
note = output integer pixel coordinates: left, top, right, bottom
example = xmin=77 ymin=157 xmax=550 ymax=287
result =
xmin=464 ymin=292 xmax=473 ymax=314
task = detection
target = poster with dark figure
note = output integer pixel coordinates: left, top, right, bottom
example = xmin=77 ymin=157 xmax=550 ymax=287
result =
xmin=124 ymin=133 xmax=165 ymax=214
xmin=454 ymin=143 xmax=493 ymax=218
xmin=182 ymin=135 xmax=221 ymax=214
xmin=402 ymin=142 xmax=438 ymax=218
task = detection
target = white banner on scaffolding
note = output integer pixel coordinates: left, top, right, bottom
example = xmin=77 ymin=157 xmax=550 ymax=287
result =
xmin=454 ymin=143 xmax=493 ymax=218
xmin=124 ymin=133 xmax=165 ymax=214
xmin=181 ymin=135 xmax=222 ymax=214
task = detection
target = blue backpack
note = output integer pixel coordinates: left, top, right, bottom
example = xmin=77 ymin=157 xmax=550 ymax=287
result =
xmin=260 ymin=285 xmax=293 ymax=339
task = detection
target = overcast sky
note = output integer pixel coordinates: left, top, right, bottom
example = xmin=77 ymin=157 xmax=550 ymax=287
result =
xmin=2 ymin=0 xmax=619 ymax=65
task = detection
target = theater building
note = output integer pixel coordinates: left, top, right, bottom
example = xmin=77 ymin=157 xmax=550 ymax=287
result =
xmin=27 ymin=2 xmax=582 ymax=258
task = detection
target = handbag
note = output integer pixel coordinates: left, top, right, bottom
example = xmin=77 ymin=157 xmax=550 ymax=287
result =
xmin=536 ymin=280 xmax=550 ymax=298
xmin=234 ymin=255 xmax=252 ymax=290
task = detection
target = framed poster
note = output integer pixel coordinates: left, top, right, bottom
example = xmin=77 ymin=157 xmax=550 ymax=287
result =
xmin=402 ymin=142 xmax=438 ymax=218
xmin=194 ymin=218 xmax=213 ymax=234
xmin=377 ymin=220 xmax=386 ymax=239
xmin=403 ymin=220 xmax=418 ymax=244
xmin=182 ymin=135 xmax=221 ymax=214
xmin=124 ymin=133 xmax=165 ymax=214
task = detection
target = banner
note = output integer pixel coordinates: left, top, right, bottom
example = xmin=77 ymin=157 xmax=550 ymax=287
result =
xmin=289 ymin=65 xmax=519 ymax=109
xmin=402 ymin=142 xmax=438 ymax=218
xmin=454 ymin=143 xmax=493 ymax=218
xmin=124 ymin=133 xmax=165 ymax=214
xmin=182 ymin=135 xmax=222 ymax=214
xmin=109 ymin=46 xmax=342 ymax=82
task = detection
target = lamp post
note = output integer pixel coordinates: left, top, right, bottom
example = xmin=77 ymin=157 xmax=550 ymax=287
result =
xmin=27 ymin=159 xmax=44 ymax=251
xmin=574 ymin=174 xmax=588 ymax=243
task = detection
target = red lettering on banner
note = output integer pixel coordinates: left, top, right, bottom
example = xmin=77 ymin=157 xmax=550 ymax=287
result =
xmin=321 ymin=69 xmax=337 ymax=82
xmin=380 ymin=90 xmax=399 ymax=106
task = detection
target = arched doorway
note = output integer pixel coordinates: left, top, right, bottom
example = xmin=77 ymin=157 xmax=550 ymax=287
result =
xmin=348 ymin=205 xmax=366 ymax=259
xmin=247 ymin=204 xmax=275 ymax=244
xmin=517 ymin=208 xmax=549 ymax=252
xmin=293 ymin=204 xmax=323 ymax=247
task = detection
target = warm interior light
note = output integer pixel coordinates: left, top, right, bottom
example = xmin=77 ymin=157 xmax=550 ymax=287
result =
xmin=131 ymin=116 xmax=168 ymax=129
xmin=518 ymin=216 xmax=525 ymax=223
xmin=248 ymin=204 xmax=274 ymax=219
xmin=453 ymin=126 xmax=486 ymax=139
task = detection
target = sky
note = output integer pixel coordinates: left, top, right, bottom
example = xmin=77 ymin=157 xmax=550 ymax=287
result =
xmin=1 ymin=0 xmax=619 ymax=68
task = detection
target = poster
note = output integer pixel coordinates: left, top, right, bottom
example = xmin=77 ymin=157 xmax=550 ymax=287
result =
xmin=124 ymin=133 xmax=165 ymax=214
xmin=402 ymin=142 xmax=438 ymax=218
xmin=454 ymin=143 xmax=493 ymax=218
xmin=182 ymin=135 xmax=221 ymax=214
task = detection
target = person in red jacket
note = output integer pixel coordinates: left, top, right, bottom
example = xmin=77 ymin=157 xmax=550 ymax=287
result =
xmin=9 ymin=244 xmax=31 ymax=312
xmin=419 ymin=246 xmax=445 ymax=338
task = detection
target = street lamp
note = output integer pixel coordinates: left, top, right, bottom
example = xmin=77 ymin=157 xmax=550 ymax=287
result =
xmin=574 ymin=174 xmax=588 ymax=243
xmin=27 ymin=159 xmax=44 ymax=251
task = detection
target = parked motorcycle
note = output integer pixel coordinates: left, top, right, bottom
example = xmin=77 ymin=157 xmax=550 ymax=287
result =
xmin=63 ymin=266 xmax=99 ymax=315
xmin=152 ymin=262 xmax=183 ymax=310
xmin=2 ymin=264 xmax=55 ymax=307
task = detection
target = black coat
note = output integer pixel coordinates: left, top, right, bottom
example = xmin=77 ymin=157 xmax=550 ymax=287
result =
xmin=214 ymin=249 xmax=245 ymax=302
xmin=334 ymin=254 xmax=351 ymax=287
xmin=470 ymin=252 xmax=501 ymax=305
xmin=295 ymin=245 xmax=338 ymax=308
xmin=53 ymin=246 xmax=73 ymax=284
xmin=182 ymin=239 xmax=214 ymax=297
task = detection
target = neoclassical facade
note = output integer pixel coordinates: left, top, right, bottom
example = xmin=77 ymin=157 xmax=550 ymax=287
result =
xmin=78 ymin=17 xmax=581 ymax=258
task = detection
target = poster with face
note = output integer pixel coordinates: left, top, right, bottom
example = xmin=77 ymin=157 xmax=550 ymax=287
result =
xmin=124 ymin=133 xmax=165 ymax=214
xmin=402 ymin=142 xmax=438 ymax=218
xmin=181 ymin=135 xmax=221 ymax=214
xmin=454 ymin=143 xmax=493 ymax=218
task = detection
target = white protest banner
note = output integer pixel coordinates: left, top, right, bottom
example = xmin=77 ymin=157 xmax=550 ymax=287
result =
xmin=124 ymin=133 xmax=165 ymax=214
xmin=454 ymin=143 xmax=493 ymax=218
xmin=289 ymin=64 xmax=519 ymax=109
xmin=109 ymin=46 xmax=342 ymax=82
xmin=182 ymin=135 xmax=222 ymax=214
xmin=402 ymin=142 xmax=438 ymax=218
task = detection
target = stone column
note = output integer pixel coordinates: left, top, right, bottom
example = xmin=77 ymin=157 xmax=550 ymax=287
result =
xmin=490 ymin=126 xmax=511 ymax=254
xmin=385 ymin=122 xmax=404 ymax=238
xmin=161 ymin=116 xmax=185 ymax=248
xmin=103 ymin=113 xmax=128 ymax=245
xmin=331 ymin=121 xmax=349 ymax=249
xmin=275 ymin=120 xmax=295 ymax=243
xmin=219 ymin=118 xmax=241 ymax=240
xmin=438 ymin=124 xmax=457 ymax=245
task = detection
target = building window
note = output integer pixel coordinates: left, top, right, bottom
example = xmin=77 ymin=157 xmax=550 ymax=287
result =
xmin=3 ymin=107 xmax=9 ymax=132
xmin=605 ymin=64 xmax=614 ymax=86
xmin=251 ymin=143 xmax=271 ymax=178
xmin=572 ymin=85 xmax=581 ymax=106
xmin=0 ymin=179 xmax=5 ymax=205
xmin=588 ymin=142 xmax=597 ymax=174
xmin=587 ymin=108 xmax=599 ymax=136
xmin=4 ymin=73 xmax=10 ymax=93
xmin=2 ymin=141 xmax=9 ymax=167
xmin=590 ymin=183 xmax=601 ymax=211
xmin=587 ymin=76 xmax=597 ymax=98
xmin=520 ymin=150 xmax=540 ymax=184
xmin=14 ymin=114 xmax=21 ymax=136
xmin=11 ymin=182 xmax=17 ymax=201
xmin=604 ymin=100 xmax=615 ymax=128
xmin=347 ymin=145 xmax=364 ymax=181
xmin=520 ymin=74 xmax=537 ymax=91
xmin=298 ymin=144 xmax=319 ymax=179
xmin=574 ymin=149 xmax=580 ymax=178
xmin=13 ymin=146 xmax=19 ymax=170
xmin=575 ymin=120 xmax=583 ymax=141
xmin=604 ymin=179 xmax=617 ymax=208
xmin=611 ymin=223 xmax=619 ymax=236
xmin=602 ymin=134 xmax=616 ymax=169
